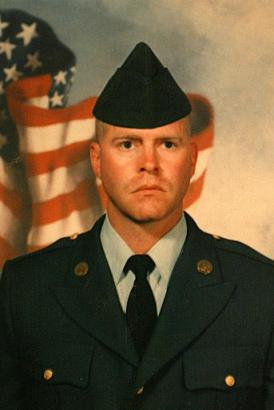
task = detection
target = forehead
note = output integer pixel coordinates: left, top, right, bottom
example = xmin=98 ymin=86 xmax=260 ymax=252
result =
xmin=100 ymin=117 xmax=190 ymax=140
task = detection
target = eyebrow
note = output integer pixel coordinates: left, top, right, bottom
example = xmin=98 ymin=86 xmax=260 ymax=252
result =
xmin=111 ymin=135 xmax=141 ymax=141
xmin=111 ymin=135 xmax=183 ymax=141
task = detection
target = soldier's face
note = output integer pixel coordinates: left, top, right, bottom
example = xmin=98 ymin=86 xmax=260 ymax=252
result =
xmin=90 ymin=117 xmax=197 ymax=226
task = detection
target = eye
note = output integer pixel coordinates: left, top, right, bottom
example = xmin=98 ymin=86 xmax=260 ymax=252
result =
xmin=120 ymin=140 xmax=134 ymax=150
xmin=163 ymin=140 xmax=175 ymax=149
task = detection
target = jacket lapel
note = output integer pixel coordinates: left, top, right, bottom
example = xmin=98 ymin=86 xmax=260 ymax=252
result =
xmin=135 ymin=214 xmax=236 ymax=388
xmin=51 ymin=217 xmax=139 ymax=367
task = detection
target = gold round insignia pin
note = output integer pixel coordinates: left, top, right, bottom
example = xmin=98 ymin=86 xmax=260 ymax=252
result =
xmin=196 ymin=259 xmax=213 ymax=275
xmin=225 ymin=374 xmax=235 ymax=387
xmin=74 ymin=262 xmax=89 ymax=277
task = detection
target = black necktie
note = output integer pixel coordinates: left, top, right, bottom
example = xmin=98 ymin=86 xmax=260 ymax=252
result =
xmin=124 ymin=254 xmax=157 ymax=357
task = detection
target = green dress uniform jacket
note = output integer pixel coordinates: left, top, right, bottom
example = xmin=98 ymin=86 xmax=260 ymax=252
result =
xmin=0 ymin=214 xmax=274 ymax=410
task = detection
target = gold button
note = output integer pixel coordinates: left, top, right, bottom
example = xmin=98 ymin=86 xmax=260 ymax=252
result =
xmin=74 ymin=261 xmax=89 ymax=277
xmin=196 ymin=259 xmax=213 ymax=275
xmin=225 ymin=374 xmax=235 ymax=387
xmin=70 ymin=232 xmax=78 ymax=240
xmin=136 ymin=386 xmax=144 ymax=395
xmin=43 ymin=368 xmax=54 ymax=381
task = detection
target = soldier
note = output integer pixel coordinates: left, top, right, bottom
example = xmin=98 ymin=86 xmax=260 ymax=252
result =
xmin=1 ymin=42 xmax=273 ymax=410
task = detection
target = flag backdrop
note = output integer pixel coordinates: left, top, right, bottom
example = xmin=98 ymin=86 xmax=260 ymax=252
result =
xmin=0 ymin=9 xmax=213 ymax=271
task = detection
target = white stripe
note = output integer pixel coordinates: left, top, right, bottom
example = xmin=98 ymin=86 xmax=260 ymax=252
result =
xmin=28 ymin=159 xmax=92 ymax=203
xmin=18 ymin=118 xmax=95 ymax=153
xmin=27 ymin=208 xmax=100 ymax=247
xmin=191 ymin=147 xmax=212 ymax=182
xmin=28 ymin=95 xmax=49 ymax=108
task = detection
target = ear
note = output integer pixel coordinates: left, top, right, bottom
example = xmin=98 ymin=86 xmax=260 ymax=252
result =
xmin=90 ymin=141 xmax=101 ymax=179
xmin=190 ymin=141 xmax=198 ymax=178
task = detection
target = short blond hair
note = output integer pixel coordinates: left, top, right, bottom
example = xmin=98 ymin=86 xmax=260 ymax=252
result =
xmin=94 ymin=119 xmax=106 ymax=141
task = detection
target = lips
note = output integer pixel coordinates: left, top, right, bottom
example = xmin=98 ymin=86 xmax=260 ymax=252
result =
xmin=133 ymin=185 xmax=164 ymax=193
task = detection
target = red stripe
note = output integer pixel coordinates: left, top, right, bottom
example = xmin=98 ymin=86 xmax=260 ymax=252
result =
xmin=0 ymin=238 xmax=18 ymax=269
xmin=7 ymin=75 xmax=97 ymax=126
xmin=183 ymin=171 xmax=206 ymax=209
xmin=32 ymin=179 xmax=94 ymax=226
xmin=7 ymin=74 xmax=51 ymax=99
xmin=192 ymin=124 xmax=214 ymax=151
xmin=0 ymin=183 xmax=25 ymax=218
xmin=23 ymin=140 xmax=91 ymax=176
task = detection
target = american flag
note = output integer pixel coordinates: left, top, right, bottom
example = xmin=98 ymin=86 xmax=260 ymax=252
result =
xmin=0 ymin=9 xmax=213 ymax=271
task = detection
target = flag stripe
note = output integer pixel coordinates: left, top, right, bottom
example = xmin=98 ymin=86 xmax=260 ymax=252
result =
xmin=28 ymin=96 xmax=50 ymax=109
xmin=32 ymin=178 xmax=97 ymax=226
xmin=192 ymin=125 xmax=214 ymax=150
xmin=184 ymin=171 xmax=206 ymax=209
xmin=28 ymin=159 xmax=91 ymax=203
xmin=27 ymin=208 xmax=98 ymax=248
xmin=191 ymin=147 xmax=212 ymax=183
xmin=19 ymin=118 xmax=94 ymax=153
xmin=23 ymin=140 xmax=91 ymax=177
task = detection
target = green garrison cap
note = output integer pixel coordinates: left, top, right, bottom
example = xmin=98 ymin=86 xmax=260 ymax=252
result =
xmin=93 ymin=42 xmax=191 ymax=128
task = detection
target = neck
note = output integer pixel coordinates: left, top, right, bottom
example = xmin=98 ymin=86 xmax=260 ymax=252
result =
xmin=107 ymin=209 xmax=183 ymax=254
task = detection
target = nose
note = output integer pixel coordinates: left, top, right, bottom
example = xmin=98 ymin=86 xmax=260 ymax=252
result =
xmin=139 ymin=144 xmax=159 ymax=174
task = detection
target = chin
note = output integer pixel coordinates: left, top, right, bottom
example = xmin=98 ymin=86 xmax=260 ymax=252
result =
xmin=108 ymin=197 xmax=179 ymax=224
xmin=125 ymin=208 xmax=170 ymax=224
xmin=128 ymin=215 xmax=160 ymax=224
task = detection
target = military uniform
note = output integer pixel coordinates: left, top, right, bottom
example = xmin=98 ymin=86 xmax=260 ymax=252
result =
xmin=0 ymin=213 xmax=274 ymax=409
xmin=1 ymin=41 xmax=273 ymax=409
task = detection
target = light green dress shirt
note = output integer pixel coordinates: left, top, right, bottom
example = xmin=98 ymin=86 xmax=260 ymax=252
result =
xmin=100 ymin=214 xmax=187 ymax=315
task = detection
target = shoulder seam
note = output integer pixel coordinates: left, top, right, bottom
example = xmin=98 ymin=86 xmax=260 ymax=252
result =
xmin=8 ymin=237 xmax=75 ymax=263
xmin=215 ymin=240 xmax=273 ymax=266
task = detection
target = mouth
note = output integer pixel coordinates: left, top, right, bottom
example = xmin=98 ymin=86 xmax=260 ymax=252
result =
xmin=133 ymin=185 xmax=165 ymax=193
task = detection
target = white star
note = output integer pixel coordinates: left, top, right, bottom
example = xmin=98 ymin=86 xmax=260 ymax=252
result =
xmin=4 ymin=64 xmax=23 ymax=82
xmin=0 ymin=81 xmax=4 ymax=95
xmin=54 ymin=70 xmax=67 ymax=85
xmin=50 ymin=91 xmax=63 ymax=107
xmin=0 ymin=16 xmax=9 ymax=37
xmin=25 ymin=51 xmax=42 ymax=71
xmin=0 ymin=38 xmax=16 ymax=60
xmin=16 ymin=22 xmax=38 ymax=46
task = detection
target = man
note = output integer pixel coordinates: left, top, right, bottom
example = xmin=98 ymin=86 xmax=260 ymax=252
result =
xmin=0 ymin=42 xmax=273 ymax=410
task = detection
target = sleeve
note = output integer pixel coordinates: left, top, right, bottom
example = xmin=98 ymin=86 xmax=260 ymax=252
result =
xmin=0 ymin=262 xmax=26 ymax=409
